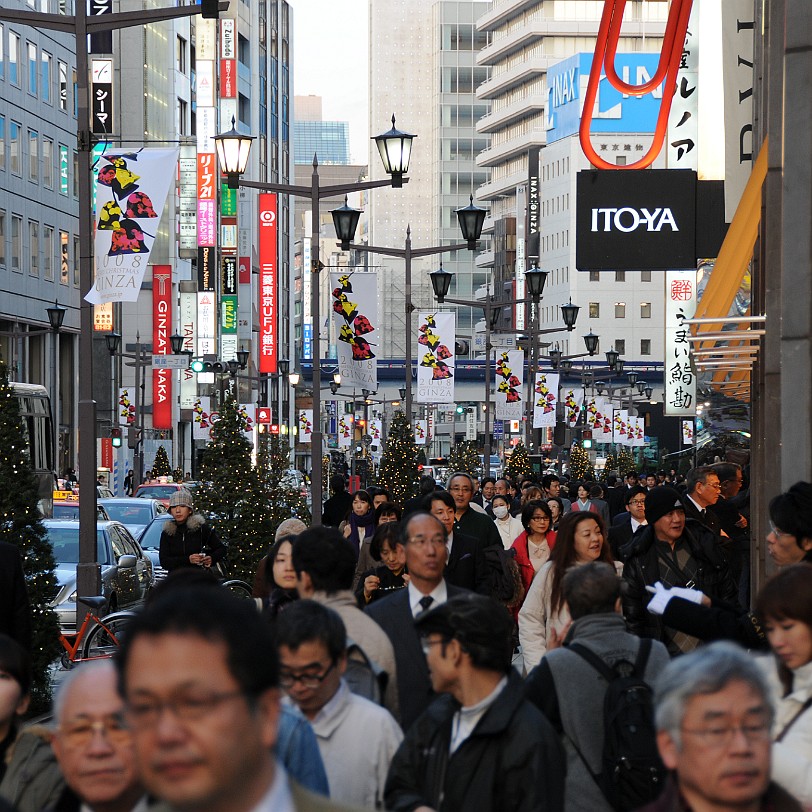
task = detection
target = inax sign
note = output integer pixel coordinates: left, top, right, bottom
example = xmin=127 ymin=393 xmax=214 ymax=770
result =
xmin=576 ymin=170 xmax=698 ymax=271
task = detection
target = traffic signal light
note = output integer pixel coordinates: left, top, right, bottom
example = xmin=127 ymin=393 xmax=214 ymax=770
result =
xmin=110 ymin=427 xmax=122 ymax=448
xmin=456 ymin=405 xmax=465 ymax=415
xmin=200 ymin=0 xmax=220 ymax=19
xmin=190 ymin=358 xmax=205 ymax=373
xmin=190 ymin=359 xmax=225 ymax=374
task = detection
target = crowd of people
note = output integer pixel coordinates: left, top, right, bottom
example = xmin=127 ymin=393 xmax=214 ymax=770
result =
xmin=0 ymin=464 xmax=811 ymax=811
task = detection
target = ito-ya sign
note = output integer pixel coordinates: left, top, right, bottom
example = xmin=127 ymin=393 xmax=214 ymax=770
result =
xmin=664 ymin=270 xmax=697 ymax=417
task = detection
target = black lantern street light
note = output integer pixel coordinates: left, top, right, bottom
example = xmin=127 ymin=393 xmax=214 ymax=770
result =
xmin=45 ymin=301 xmax=67 ymax=474
xmin=214 ymin=116 xmax=414 ymax=525
xmin=332 ymin=194 xmax=486 ymax=425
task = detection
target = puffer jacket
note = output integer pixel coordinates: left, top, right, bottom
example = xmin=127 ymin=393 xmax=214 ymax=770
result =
xmin=158 ymin=513 xmax=226 ymax=573
xmin=621 ymin=521 xmax=738 ymax=652
xmin=0 ymin=725 xmax=65 ymax=812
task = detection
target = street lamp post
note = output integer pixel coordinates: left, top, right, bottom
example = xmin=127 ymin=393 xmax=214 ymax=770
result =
xmin=332 ymin=195 xmax=487 ymax=425
xmin=0 ymin=0 xmax=228 ymax=619
xmin=214 ymin=116 xmax=415 ymax=524
xmin=45 ymin=302 xmax=67 ymax=476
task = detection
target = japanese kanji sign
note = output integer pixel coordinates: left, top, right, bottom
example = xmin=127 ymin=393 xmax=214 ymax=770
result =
xmin=664 ymin=269 xmax=697 ymax=417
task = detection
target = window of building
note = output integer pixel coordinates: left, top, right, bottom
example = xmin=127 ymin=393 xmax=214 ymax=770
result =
xmin=641 ymin=339 xmax=651 ymax=356
xmin=28 ymin=130 xmax=38 ymax=182
xmin=29 ymin=220 xmax=38 ymax=275
xmin=0 ymin=211 xmax=5 ymax=266
xmin=641 ymin=270 xmax=652 ymax=282
xmin=176 ymin=98 xmax=187 ymax=135
xmin=59 ymin=61 xmax=68 ymax=110
xmin=27 ymin=42 xmax=37 ymax=95
xmin=42 ymin=137 xmax=52 ymax=187
xmin=237 ymin=34 xmax=249 ymax=66
xmin=72 ymin=150 xmax=78 ymax=197
xmin=43 ymin=224 xmax=53 ymax=280
xmin=59 ymin=230 xmax=69 ymax=283
xmin=73 ymin=236 xmax=79 ymax=285
xmin=9 ymin=32 xmax=19 ymax=86
xmin=589 ymin=302 xmax=600 ymax=318
xmin=640 ymin=301 xmax=652 ymax=318
xmin=176 ymin=35 xmax=187 ymax=73
xmin=0 ymin=116 xmax=4 ymax=171
xmin=9 ymin=122 xmax=20 ymax=175
xmin=589 ymin=270 xmax=599 ymax=282
xmin=614 ymin=302 xmax=626 ymax=318
xmin=40 ymin=51 xmax=51 ymax=102
xmin=0 ymin=26 xmax=4 ymax=80
xmin=615 ymin=339 xmax=625 ymax=354
xmin=11 ymin=215 xmax=22 ymax=271
xmin=615 ymin=270 xmax=625 ymax=282
xmin=72 ymin=68 xmax=77 ymax=116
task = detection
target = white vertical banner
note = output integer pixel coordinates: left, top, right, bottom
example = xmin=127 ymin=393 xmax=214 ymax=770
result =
xmin=667 ymin=2 xmax=699 ymax=170
xmin=613 ymin=409 xmax=629 ymax=445
xmin=88 ymin=148 xmax=180 ymax=304
xmin=238 ymin=404 xmax=255 ymax=439
xmin=664 ymin=270 xmax=698 ymax=416
xmin=369 ymin=418 xmax=383 ymax=452
xmin=331 ymin=271 xmax=378 ymax=391
xmin=722 ymin=0 xmax=754 ymax=221
xmin=494 ymin=350 xmax=523 ymax=420
xmin=562 ymin=387 xmax=584 ymax=428
xmin=337 ymin=414 xmax=354 ymax=448
xmin=414 ymin=419 xmax=428 ymax=446
xmin=416 ymin=312 xmax=456 ymax=404
xmin=118 ymin=387 xmax=136 ymax=426
xmin=297 ymin=410 xmax=313 ymax=443
xmin=632 ymin=416 xmax=646 ymax=447
xmin=179 ymin=290 xmax=197 ymax=409
xmin=682 ymin=419 xmax=695 ymax=445
xmin=533 ymin=372 xmax=559 ymax=428
xmin=193 ymin=397 xmax=212 ymax=441
xmin=593 ymin=397 xmax=613 ymax=442
xmin=465 ymin=408 xmax=477 ymax=441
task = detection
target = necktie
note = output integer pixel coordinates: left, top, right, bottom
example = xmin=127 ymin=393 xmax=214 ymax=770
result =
xmin=419 ymin=596 xmax=434 ymax=614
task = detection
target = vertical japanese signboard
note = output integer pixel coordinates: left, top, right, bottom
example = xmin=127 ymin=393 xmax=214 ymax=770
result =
xmin=667 ymin=2 xmax=699 ymax=170
xmin=152 ymin=265 xmax=172 ymax=429
xmin=258 ymin=194 xmax=278 ymax=374
xmin=179 ymin=290 xmax=197 ymax=409
xmin=664 ymin=270 xmax=697 ymax=416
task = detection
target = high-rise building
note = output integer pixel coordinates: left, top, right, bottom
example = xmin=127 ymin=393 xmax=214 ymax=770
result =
xmin=367 ymin=0 xmax=491 ymax=360
xmin=293 ymin=95 xmax=350 ymax=165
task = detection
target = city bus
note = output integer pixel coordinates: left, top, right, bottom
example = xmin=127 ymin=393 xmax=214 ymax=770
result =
xmin=10 ymin=382 xmax=55 ymax=516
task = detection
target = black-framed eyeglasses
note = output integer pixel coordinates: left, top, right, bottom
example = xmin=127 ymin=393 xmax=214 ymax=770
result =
xmin=125 ymin=690 xmax=248 ymax=728
xmin=279 ymin=660 xmax=337 ymax=690
xmin=420 ymin=637 xmax=448 ymax=656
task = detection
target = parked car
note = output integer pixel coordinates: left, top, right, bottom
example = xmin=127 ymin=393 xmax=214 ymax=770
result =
xmin=137 ymin=513 xmax=173 ymax=581
xmin=99 ymin=497 xmax=167 ymax=540
xmin=134 ymin=482 xmax=187 ymax=506
xmin=52 ymin=501 xmax=111 ymax=521
xmin=44 ymin=519 xmax=153 ymax=632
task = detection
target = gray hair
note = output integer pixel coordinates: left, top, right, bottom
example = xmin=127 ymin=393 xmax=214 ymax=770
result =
xmin=53 ymin=659 xmax=118 ymax=726
xmin=446 ymin=471 xmax=474 ymax=490
xmin=275 ymin=517 xmax=308 ymax=541
xmin=654 ymin=641 xmax=773 ymax=748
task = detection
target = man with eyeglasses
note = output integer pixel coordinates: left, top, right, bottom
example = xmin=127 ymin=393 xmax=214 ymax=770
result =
xmin=117 ymin=586 xmax=365 ymax=812
xmin=710 ymin=462 xmax=751 ymax=605
xmin=681 ymin=466 xmax=725 ymax=536
xmin=275 ymin=600 xmax=402 ymax=810
xmin=366 ymin=512 xmax=467 ymax=732
xmin=623 ymin=487 xmax=739 ymax=656
xmin=608 ymin=485 xmax=648 ymax=562
xmin=50 ymin=660 xmax=156 ymax=812
xmin=638 ymin=641 xmax=802 ymax=812
xmin=446 ymin=472 xmax=501 ymax=550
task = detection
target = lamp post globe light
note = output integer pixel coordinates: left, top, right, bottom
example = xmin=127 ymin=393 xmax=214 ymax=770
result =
xmin=214 ymin=117 xmax=415 ymax=525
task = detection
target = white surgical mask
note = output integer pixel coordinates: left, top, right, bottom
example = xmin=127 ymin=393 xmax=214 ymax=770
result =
xmin=493 ymin=505 xmax=509 ymax=519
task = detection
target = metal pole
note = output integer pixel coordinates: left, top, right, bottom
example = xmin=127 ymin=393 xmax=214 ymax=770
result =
xmin=404 ymin=229 xmax=413 ymax=426
xmin=52 ymin=328 xmax=60 ymax=478
xmin=133 ymin=341 xmax=143 ymax=489
xmin=75 ymin=0 xmax=101 ymax=609
xmin=310 ymin=159 xmax=323 ymax=523
xmin=483 ymin=292 xmax=492 ymax=479
xmin=525 ymin=299 xmax=538 ymax=448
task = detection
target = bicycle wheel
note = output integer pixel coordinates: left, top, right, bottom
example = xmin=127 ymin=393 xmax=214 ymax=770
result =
xmin=222 ymin=579 xmax=253 ymax=600
xmin=81 ymin=611 xmax=137 ymax=660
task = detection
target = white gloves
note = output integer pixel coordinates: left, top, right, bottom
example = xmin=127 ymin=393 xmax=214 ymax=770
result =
xmin=645 ymin=581 xmax=705 ymax=615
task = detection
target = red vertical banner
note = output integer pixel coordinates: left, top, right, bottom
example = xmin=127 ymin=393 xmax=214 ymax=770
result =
xmin=100 ymin=438 xmax=113 ymax=470
xmin=152 ymin=265 xmax=173 ymax=429
xmin=258 ymin=194 xmax=278 ymax=374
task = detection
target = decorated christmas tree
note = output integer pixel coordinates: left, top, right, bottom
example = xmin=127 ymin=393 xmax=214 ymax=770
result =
xmin=0 ymin=361 xmax=61 ymax=711
xmin=256 ymin=433 xmax=311 ymax=530
xmin=151 ymin=444 xmax=171 ymax=478
xmin=447 ymin=440 xmax=482 ymax=480
xmin=378 ymin=410 xmax=419 ymax=504
xmin=617 ymin=446 xmax=636 ymax=478
xmin=505 ymin=441 xmax=531 ymax=482
xmin=600 ymin=452 xmax=617 ymax=482
xmin=569 ymin=441 xmax=595 ymax=481
xmin=194 ymin=395 xmax=279 ymax=583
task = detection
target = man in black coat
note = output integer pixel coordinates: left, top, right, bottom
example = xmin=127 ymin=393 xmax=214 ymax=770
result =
xmin=622 ymin=487 xmax=739 ymax=657
xmin=608 ymin=485 xmax=648 ymax=561
xmin=447 ymin=472 xmax=501 ymax=549
xmin=385 ymin=594 xmax=565 ymax=811
xmin=366 ymin=513 xmax=466 ymax=731
xmin=680 ymin=466 xmax=724 ymax=535
xmin=321 ymin=475 xmax=354 ymax=528
xmin=426 ymin=491 xmax=489 ymax=595
xmin=0 ymin=542 xmax=31 ymax=650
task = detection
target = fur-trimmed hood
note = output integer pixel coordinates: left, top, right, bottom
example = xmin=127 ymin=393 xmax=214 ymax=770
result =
xmin=162 ymin=513 xmax=207 ymax=536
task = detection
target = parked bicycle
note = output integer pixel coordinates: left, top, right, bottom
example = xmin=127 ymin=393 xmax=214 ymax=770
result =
xmin=58 ymin=596 xmax=136 ymax=668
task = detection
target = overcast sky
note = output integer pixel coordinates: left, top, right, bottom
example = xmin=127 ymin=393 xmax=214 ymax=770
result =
xmin=291 ymin=0 xmax=370 ymax=164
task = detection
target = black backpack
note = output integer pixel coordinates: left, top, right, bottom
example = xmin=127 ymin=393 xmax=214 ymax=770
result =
xmin=567 ymin=639 xmax=666 ymax=811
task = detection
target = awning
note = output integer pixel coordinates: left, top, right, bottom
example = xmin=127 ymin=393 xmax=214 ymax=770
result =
xmin=687 ymin=137 xmax=768 ymax=399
